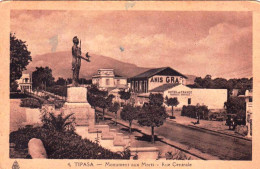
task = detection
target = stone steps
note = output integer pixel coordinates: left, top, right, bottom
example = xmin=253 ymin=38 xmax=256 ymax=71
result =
xmin=75 ymin=125 xmax=130 ymax=153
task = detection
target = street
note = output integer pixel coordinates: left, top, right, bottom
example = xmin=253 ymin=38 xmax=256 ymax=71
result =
xmin=152 ymin=120 xmax=252 ymax=160
xmin=100 ymin=108 xmax=252 ymax=160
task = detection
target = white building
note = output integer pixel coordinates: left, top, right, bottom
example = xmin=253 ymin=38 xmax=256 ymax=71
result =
xmin=92 ymin=69 xmax=128 ymax=91
xmin=16 ymin=73 xmax=32 ymax=93
xmin=150 ymin=84 xmax=227 ymax=110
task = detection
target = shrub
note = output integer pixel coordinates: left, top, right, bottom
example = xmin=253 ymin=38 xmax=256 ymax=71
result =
xmin=10 ymin=127 xmax=130 ymax=159
xmin=181 ymin=105 xmax=209 ymax=120
xmin=235 ymin=125 xmax=248 ymax=136
xmin=181 ymin=105 xmax=196 ymax=118
xmin=20 ymin=98 xmax=41 ymax=108
xmin=41 ymin=109 xmax=75 ymax=132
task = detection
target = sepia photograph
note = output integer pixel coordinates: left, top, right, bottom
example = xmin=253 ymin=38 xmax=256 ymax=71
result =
xmin=9 ymin=9 xmax=253 ymax=161
xmin=1 ymin=1 xmax=260 ymax=169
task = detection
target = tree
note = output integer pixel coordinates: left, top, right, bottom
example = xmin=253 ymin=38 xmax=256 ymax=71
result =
xmin=88 ymin=85 xmax=108 ymax=97
xmin=56 ymin=77 xmax=66 ymax=86
xmin=224 ymin=96 xmax=246 ymax=115
xmin=119 ymin=90 xmax=131 ymax=103
xmin=109 ymin=102 xmax=120 ymax=125
xmin=87 ymin=85 xmax=109 ymax=122
xmin=32 ymin=66 xmax=55 ymax=90
xmin=138 ymin=105 xmax=168 ymax=143
xmin=79 ymin=78 xmax=92 ymax=85
xmin=67 ymin=78 xmax=72 ymax=84
xmin=96 ymin=96 xmax=107 ymax=121
xmin=87 ymin=94 xmax=100 ymax=123
xmin=224 ymin=96 xmax=246 ymax=126
xmin=212 ymin=78 xmax=228 ymax=89
xmin=10 ymin=33 xmax=32 ymax=91
xmin=95 ymin=94 xmax=114 ymax=121
xmin=10 ymin=81 xmax=18 ymax=92
xmin=106 ymin=94 xmax=115 ymax=108
xmin=120 ymin=104 xmax=139 ymax=133
xmin=165 ymin=97 xmax=179 ymax=117
xmin=193 ymin=76 xmax=252 ymax=98
xmin=149 ymin=93 xmax=164 ymax=106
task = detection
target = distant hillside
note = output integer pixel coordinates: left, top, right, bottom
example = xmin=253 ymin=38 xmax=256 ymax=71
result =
xmin=24 ymin=51 xmax=150 ymax=79
xmin=24 ymin=51 xmax=197 ymax=83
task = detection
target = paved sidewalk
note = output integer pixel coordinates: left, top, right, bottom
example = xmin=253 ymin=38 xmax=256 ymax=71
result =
xmin=167 ymin=110 xmax=251 ymax=140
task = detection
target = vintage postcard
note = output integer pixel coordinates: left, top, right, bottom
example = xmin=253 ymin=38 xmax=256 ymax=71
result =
xmin=0 ymin=1 xmax=260 ymax=169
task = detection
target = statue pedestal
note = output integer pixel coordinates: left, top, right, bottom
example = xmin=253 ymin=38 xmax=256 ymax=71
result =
xmin=63 ymin=87 xmax=95 ymax=126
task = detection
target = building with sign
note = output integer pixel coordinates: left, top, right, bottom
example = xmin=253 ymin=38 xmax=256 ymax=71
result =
xmin=129 ymin=67 xmax=188 ymax=93
xmin=130 ymin=67 xmax=227 ymax=110
xmin=149 ymin=84 xmax=227 ymax=109
xmin=16 ymin=73 xmax=32 ymax=93
xmin=92 ymin=69 xmax=128 ymax=91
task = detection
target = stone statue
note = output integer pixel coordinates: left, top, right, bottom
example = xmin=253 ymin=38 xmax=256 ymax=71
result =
xmin=72 ymin=36 xmax=90 ymax=87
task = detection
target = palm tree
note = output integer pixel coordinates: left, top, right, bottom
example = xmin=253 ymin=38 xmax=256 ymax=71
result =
xmin=44 ymin=112 xmax=75 ymax=132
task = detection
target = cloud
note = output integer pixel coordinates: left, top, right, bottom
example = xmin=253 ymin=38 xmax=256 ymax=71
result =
xmin=11 ymin=10 xmax=252 ymax=78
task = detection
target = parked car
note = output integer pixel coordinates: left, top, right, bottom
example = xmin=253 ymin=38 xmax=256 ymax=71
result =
xmin=209 ymin=112 xmax=226 ymax=121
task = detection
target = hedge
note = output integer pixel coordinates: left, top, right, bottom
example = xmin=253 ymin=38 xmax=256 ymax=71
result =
xmin=10 ymin=127 xmax=130 ymax=159
xmin=181 ymin=105 xmax=209 ymax=120
xmin=20 ymin=98 xmax=41 ymax=108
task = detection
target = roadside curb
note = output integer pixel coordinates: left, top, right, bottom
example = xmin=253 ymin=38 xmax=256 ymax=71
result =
xmin=166 ymin=118 xmax=252 ymax=142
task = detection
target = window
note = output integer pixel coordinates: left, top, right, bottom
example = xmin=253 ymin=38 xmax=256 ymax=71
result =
xmin=106 ymin=79 xmax=110 ymax=85
xmin=188 ymin=98 xmax=191 ymax=105
xmin=249 ymin=97 xmax=253 ymax=102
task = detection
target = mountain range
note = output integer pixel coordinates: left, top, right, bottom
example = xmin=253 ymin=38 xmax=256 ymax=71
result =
xmin=24 ymin=51 xmax=196 ymax=84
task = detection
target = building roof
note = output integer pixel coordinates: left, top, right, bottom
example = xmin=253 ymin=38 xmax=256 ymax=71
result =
xmin=149 ymin=83 xmax=181 ymax=92
xmin=115 ymin=74 xmax=127 ymax=78
xmin=130 ymin=67 xmax=187 ymax=80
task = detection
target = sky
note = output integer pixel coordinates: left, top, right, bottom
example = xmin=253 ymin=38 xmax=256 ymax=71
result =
xmin=11 ymin=10 xmax=252 ymax=78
